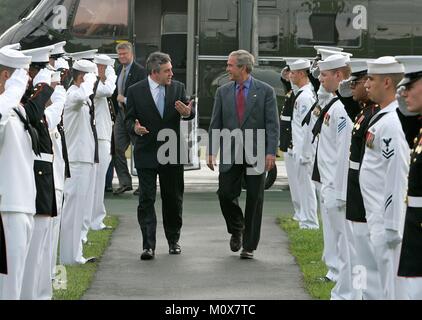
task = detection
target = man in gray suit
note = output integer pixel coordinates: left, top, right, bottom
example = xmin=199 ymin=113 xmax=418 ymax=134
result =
xmin=207 ymin=50 xmax=279 ymax=259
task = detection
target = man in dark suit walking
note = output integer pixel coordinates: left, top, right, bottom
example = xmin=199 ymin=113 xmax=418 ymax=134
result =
xmin=207 ymin=50 xmax=279 ymax=259
xmin=112 ymin=42 xmax=147 ymax=195
xmin=125 ymin=52 xmax=195 ymax=260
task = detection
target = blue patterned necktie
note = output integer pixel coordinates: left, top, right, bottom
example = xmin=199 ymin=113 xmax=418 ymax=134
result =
xmin=157 ymin=85 xmax=165 ymax=118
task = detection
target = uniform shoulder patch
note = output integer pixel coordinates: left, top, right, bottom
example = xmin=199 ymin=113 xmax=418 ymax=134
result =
xmin=382 ymin=138 xmax=395 ymax=159
xmin=338 ymin=116 xmax=347 ymax=133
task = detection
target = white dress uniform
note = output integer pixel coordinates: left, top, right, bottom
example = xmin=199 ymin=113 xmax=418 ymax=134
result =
xmin=360 ymin=102 xmax=410 ymax=299
xmin=91 ymin=56 xmax=116 ymax=230
xmin=60 ymin=61 xmax=97 ymax=265
xmin=311 ymin=86 xmax=339 ymax=282
xmin=291 ymin=78 xmax=319 ymax=230
xmin=44 ymin=86 xmax=67 ymax=279
xmin=317 ymin=55 xmax=358 ymax=300
xmin=0 ymin=51 xmax=34 ymax=300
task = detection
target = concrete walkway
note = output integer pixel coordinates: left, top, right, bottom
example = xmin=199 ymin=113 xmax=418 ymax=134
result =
xmin=83 ymin=186 xmax=310 ymax=300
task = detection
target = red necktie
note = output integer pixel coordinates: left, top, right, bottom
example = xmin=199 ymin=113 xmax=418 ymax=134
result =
xmin=236 ymin=84 xmax=245 ymax=124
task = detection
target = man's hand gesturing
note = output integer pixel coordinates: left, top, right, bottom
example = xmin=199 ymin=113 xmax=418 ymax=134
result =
xmin=134 ymin=119 xmax=149 ymax=136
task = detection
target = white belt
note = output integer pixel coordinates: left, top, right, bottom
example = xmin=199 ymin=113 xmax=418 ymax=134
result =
xmin=35 ymin=153 xmax=54 ymax=163
xmin=281 ymin=116 xmax=291 ymax=121
xmin=349 ymin=160 xmax=360 ymax=170
xmin=408 ymin=196 xmax=422 ymax=208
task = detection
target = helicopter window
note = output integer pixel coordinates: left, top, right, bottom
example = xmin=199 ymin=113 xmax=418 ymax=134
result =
xmin=71 ymin=0 xmax=128 ymax=38
xmin=258 ymin=14 xmax=279 ymax=52
xmin=296 ymin=12 xmax=361 ymax=48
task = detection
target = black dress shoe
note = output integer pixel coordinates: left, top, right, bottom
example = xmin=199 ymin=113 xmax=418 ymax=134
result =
xmin=169 ymin=243 xmax=181 ymax=255
xmin=113 ymin=185 xmax=133 ymax=195
xmin=133 ymin=188 xmax=140 ymax=196
xmin=140 ymin=249 xmax=155 ymax=260
xmin=85 ymin=256 xmax=98 ymax=263
xmin=240 ymin=249 xmax=254 ymax=259
xmin=230 ymin=233 xmax=242 ymax=252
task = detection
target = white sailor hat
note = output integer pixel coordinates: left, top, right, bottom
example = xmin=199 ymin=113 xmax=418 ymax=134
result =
xmin=51 ymin=41 xmax=67 ymax=57
xmin=318 ymin=54 xmax=348 ymax=72
xmin=72 ymin=59 xmax=97 ymax=73
xmin=314 ymin=46 xmax=344 ymax=54
xmin=288 ymin=59 xmax=311 ymax=71
xmin=367 ymin=56 xmax=404 ymax=75
xmin=348 ymin=59 xmax=370 ymax=80
xmin=94 ymin=54 xmax=115 ymax=66
xmin=394 ymin=56 xmax=422 ymax=86
xmin=3 ymin=43 xmax=21 ymax=50
xmin=22 ymin=45 xmax=55 ymax=64
xmin=0 ymin=47 xmax=31 ymax=69
xmin=69 ymin=49 xmax=98 ymax=61
xmin=318 ymin=49 xmax=353 ymax=62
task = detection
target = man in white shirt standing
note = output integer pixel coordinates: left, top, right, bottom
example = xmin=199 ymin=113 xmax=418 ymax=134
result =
xmin=91 ymin=54 xmax=117 ymax=231
xmin=0 ymin=48 xmax=33 ymax=299
xmin=360 ymin=57 xmax=409 ymax=299
xmin=60 ymin=60 xmax=98 ymax=265
xmin=288 ymin=59 xmax=319 ymax=230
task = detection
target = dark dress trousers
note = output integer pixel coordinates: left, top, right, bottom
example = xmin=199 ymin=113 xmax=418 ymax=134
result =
xmin=125 ymin=78 xmax=195 ymax=250
xmin=208 ymin=78 xmax=279 ymax=251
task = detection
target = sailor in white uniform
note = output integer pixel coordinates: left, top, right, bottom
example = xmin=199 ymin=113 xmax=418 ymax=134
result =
xmin=0 ymin=48 xmax=34 ymax=299
xmin=360 ymin=57 xmax=409 ymax=299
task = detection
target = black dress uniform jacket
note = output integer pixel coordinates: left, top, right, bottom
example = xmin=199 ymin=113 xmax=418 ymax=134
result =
xmin=24 ymin=83 xmax=57 ymax=217
xmin=346 ymin=103 xmax=380 ymax=222
xmin=0 ymin=215 xmax=6 ymax=274
xmin=279 ymin=90 xmax=302 ymax=152
xmin=398 ymin=120 xmax=422 ymax=277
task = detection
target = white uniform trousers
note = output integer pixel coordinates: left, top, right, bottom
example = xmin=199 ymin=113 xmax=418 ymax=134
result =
xmin=91 ymin=140 xmax=111 ymax=230
xmin=321 ymin=184 xmax=359 ymax=300
xmin=368 ymin=225 xmax=406 ymax=300
xmin=60 ymin=162 xmax=95 ymax=265
xmin=297 ymin=160 xmax=319 ymax=229
xmin=316 ymin=182 xmax=339 ymax=282
xmin=284 ymin=152 xmax=301 ymax=220
xmin=80 ymin=163 xmax=97 ymax=244
xmin=351 ymin=222 xmax=383 ymax=300
xmin=21 ymin=216 xmax=53 ymax=300
xmin=0 ymin=212 xmax=34 ymax=300
xmin=51 ymin=188 xmax=63 ymax=278
xmin=401 ymin=278 xmax=422 ymax=300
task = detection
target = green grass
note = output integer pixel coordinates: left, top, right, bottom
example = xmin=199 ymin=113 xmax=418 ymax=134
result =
xmin=53 ymin=215 xmax=119 ymax=300
xmin=278 ymin=216 xmax=334 ymax=300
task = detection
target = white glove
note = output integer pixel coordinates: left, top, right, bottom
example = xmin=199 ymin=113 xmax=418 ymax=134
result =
xmin=5 ymin=69 xmax=29 ymax=93
xmin=299 ymin=156 xmax=312 ymax=165
xmin=336 ymin=199 xmax=346 ymax=209
xmin=105 ymin=65 xmax=116 ymax=78
xmin=396 ymin=86 xmax=419 ymax=116
xmin=50 ymin=85 xmax=66 ymax=105
xmin=54 ymin=57 xmax=69 ymax=70
xmin=83 ymin=72 xmax=98 ymax=85
xmin=281 ymin=67 xmax=290 ymax=81
xmin=51 ymin=71 xmax=61 ymax=84
xmin=385 ymin=229 xmax=402 ymax=249
xmin=33 ymin=68 xmax=53 ymax=87
xmin=338 ymin=79 xmax=353 ymax=98
xmin=311 ymin=65 xmax=320 ymax=79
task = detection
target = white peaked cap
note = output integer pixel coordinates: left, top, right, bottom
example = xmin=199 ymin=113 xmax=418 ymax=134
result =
xmin=94 ymin=54 xmax=115 ymax=66
xmin=72 ymin=59 xmax=98 ymax=73
xmin=314 ymin=46 xmax=344 ymax=54
xmin=348 ymin=59 xmax=369 ymax=74
xmin=69 ymin=49 xmax=98 ymax=61
xmin=3 ymin=43 xmax=21 ymax=50
xmin=318 ymin=48 xmax=353 ymax=62
xmin=367 ymin=56 xmax=404 ymax=74
xmin=22 ymin=45 xmax=55 ymax=63
xmin=51 ymin=41 xmax=67 ymax=55
xmin=288 ymin=59 xmax=311 ymax=71
xmin=394 ymin=56 xmax=422 ymax=86
xmin=318 ymin=54 xmax=348 ymax=71
xmin=0 ymin=47 xmax=31 ymax=69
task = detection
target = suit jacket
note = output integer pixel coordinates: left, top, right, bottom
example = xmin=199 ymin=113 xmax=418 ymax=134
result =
xmin=208 ymin=77 xmax=280 ymax=173
xmin=112 ymin=62 xmax=147 ymax=114
xmin=125 ymin=78 xmax=195 ymax=169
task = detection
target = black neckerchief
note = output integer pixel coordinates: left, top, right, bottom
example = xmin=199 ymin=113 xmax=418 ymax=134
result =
xmin=89 ymin=79 xmax=100 ymax=164
xmin=311 ymin=97 xmax=340 ymax=143
xmin=13 ymin=107 xmax=40 ymax=156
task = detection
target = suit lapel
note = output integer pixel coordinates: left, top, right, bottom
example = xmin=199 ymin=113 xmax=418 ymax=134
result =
xmin=163 ymin=84 xmax=174 ymax=119
xmin=229 ymin=83 xmax=239 ymax=127
xmin=241 ymin=79 xmax=258 ymax=127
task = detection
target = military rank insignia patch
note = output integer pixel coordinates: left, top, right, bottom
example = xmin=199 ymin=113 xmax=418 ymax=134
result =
xmin=323 ymin=113 xmax=330 ymax=126
xmin=338 ymin=117 xmax=347 ymax=133
xmin=366 ymin=131 xmax=375 ymax=148
xmin=382 ymin=138 xmax=394 ymax=159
